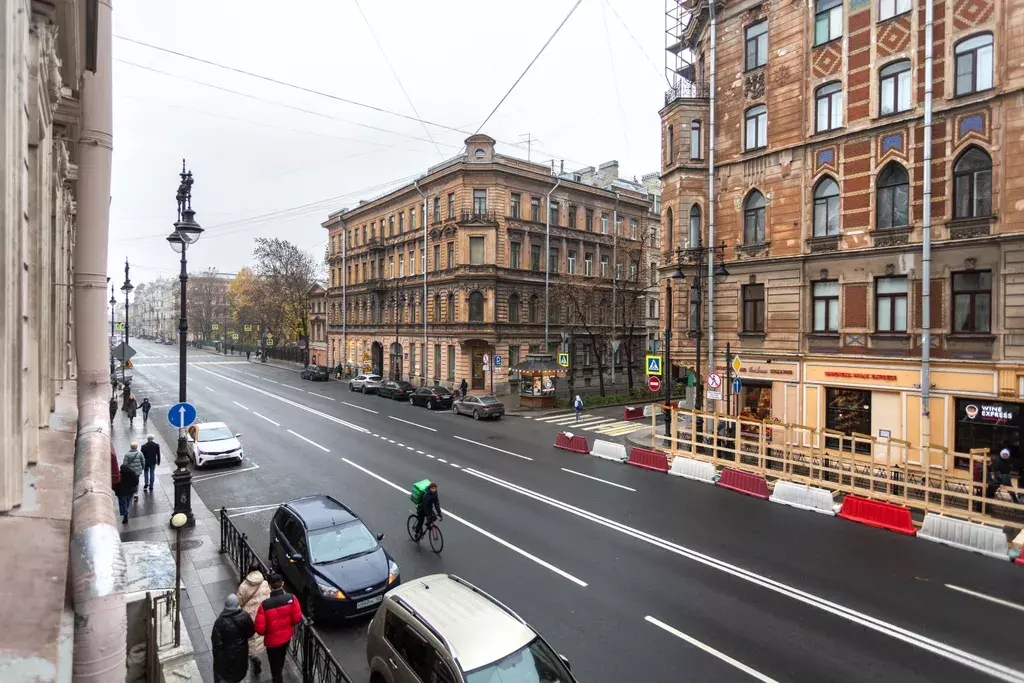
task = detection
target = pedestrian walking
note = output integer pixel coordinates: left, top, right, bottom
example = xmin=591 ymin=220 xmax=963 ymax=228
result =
xmin=114 ymin=463 xmax=138 ymax=524
xmin=254 ymin=574 xmax=302 ymax=683
xmin=211 ymin=594 xmax=254 ymax=683
xmin=140 ymin=435 xmax=160 ymax=492
xmin=459 ymin=378 xmax=468 ymax=398
xmin=574 ymin=394 xmax=583 ymax=423
xmin=122 ymin=442 xmax=145 ymax=502
xmin=988 ymin=445 xmax=1020 ymax=504
xmin=246 ymin=350 xmax=251 ymax=361
xmin=140 ymin=398 xmax=151 ymax=426
xmin=125 ymin=394 xmax=138 ymax=428
xmin=236 ymin=561 xmax=271 ymax=678
xmin=109 ymin=396 xmax=118 ymax=426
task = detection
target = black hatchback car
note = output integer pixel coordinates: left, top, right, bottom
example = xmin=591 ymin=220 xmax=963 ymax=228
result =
xmin=269 ymin=495 xmax=399 ymax=621
xmin=410 ymin=386 xmax=454 ymax=410
xmin=300 ymin=365 xmax=330 ymax=381
xmin=377 ymin=380 xmax=415 ymax=400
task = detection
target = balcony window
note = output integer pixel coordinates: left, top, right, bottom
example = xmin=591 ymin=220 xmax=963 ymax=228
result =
xmin=952 ymin=271 xmax=991 ymax=333
xmin=877 ymin=163 xmax=909 ymax=229
xmin=813 ymin=281 xmax=839 ymax=332
xmin=743 ymin=191 xmax=766 ymax=244
xmin=469 ymin=236 xmax=485 ymax=266
xmin=745 ymin=20 xmax=768 ymax=70
xmin=813 ymin=177 xmax=840 ymax=237
xmin=745 ymin=105 xmax=767 ymax=150
xmin=815 ymin=82 xmax=843 ymax=132
xmin=875 ymin=276 xmax=908 ymax=332
xmin=815 ymin=0 xmax=843 ymax=45
xmin=473 ymin=189 xmax=487 ymax=216
xmin=531 ymin=197 xmax=541 ymax=221
xmin=954 ymin=34 xmax=993 ymax=96
xmin=531 ymin=244 xmax=541 ymax=272
xmin=879 ymin=0 xmax=911 ymax=20
xmin=879 ymin=60 xmax=911 ymax=115
xmin=742 ymin=284 xmax=765 ymax=332
xmin=469 ymin=291 xmax=484 ymax=323
xmin=953 ymin=147 xmax=992 ymax=219
xmin=510 ymin=193 xmax=521 ymax=218
xmin=510 ymin=242 xmax=521 ymax=269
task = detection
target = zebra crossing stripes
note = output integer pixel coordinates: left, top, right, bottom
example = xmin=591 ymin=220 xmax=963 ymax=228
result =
xmin=532 ymin=410 xmax=649 ymax=437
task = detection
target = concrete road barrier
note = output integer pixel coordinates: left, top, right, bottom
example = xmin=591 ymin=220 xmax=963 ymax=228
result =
xmin=668 ymin=456 xmax=716 ymax=483
xmin=918 ymin=514 xmax=1009 ymax=560
xmin=769 ymin=481 xmax=835 ymax=516
xmin=590 ymin=439 xmax=628 ymax=462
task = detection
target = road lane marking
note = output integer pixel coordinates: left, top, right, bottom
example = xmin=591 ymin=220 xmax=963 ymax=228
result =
xmin=425 ymin=454 xmax=435 ymax=458
xmin=452 ymin=435 xmax=533 ymax=461
xmin=388 ymin=416 xmax=438 ymax=432
xmin=416 ymin=450 xmax=424 ymax=455
xmin=192 ymin=464 xmax=260 ymax=482
xmin=645 ymin=616 xmax=778 ymax=682
xmin=462 ymin=467 xmax=1024 ymax=683
xmin=263 ymin=379 xmax=279 ymax=384
xmin=406 ymin=446 xmax=415 ymax=451
xmin=397 ymin=443 xmax=405 ymax=447
xmin=282 ymin=385 xmax=305 ymax=392
xmin=222 ymin=503 xmax=279 ymax=511
xmin=438 ymin=458 xmax=448 ymax=463
xmin=450 ymin=463 xmax=460 ymax=468
xmin=205 ymin=386 xmax=213 ymax=391
xmin=532 ymin=412 xmax=575 ymax=422
xmin=252 ymin=412 xmax=280 ymax=427
xmin=307 ymin=392 xmax=335 ymax=400
xmin=372 ymin=434 xmax=379 ymax=437
xmin=388 ymin=439 xmax=395 ymax=444
xmin=560 ymin=468 xmax=636 ymax=491
xmin=342 ymin=401 xmax=379 ymax=414
xmin=232 ymin=401 xmax=249 ymax=411
xmin=946 ymin=585 xmax=1024 ymax=614
xmin=287 ymin=429 xmax=330 ymax=452
xmin=340 ymin=458 xmax=587 ymax=587
xmin=226 ymin=504 xmax=280 ymax=518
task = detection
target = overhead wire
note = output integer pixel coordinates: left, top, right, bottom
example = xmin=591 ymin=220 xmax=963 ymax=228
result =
xmin=601 ymin=0 xmax=669 ymax=86
xmin=600 ymin=0 xmax=631 ymax=162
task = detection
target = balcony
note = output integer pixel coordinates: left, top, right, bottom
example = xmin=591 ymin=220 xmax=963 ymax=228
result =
xmin=665 ymin=80 xmax=709 ymax=105
xmin=459 ymin=209 xmax=500 ymax=225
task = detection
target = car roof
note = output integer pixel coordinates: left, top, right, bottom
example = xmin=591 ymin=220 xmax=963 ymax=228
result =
xmin=197 ymin=421 xmax=229 ymax=430
xmin=283 ymin=495 xmax=357 ymax=531
xmin=387 ymin=574 xmax=535 ymax=672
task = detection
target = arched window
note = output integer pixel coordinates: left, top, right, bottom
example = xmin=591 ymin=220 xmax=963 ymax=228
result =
xmin=446 ymin=293 xmax=455 ymax=322
xmin=953 ymin=147 xmax=992 ymax=219
xmin=877 ymin=163 xmax=909 ymax=229
xmin=813 ymin=177 xmax=840 ymax=236
xmin=879 ymin=60 xmax=911 ymax=115
xmin=690 ymin=120 xmax=702 ymax=159
xmin=667 ymin=124 xmax=675 ymax=163
xmin=815 ymin=82 xmax=842 ymax=132
xmin=689 ymin=204 xmax=702 ymax=248
xmin=665 ymin=207 xmax=674 ymax=252
xmin=433 ymin=294 xmax=441 ymax=323
xmin=745 ymin=105 xmax=767 ymax=150
xmin=508 ymin=294 xmax=520 ymax=323
xmin=468 ymin=291 xmax=484 ymax=323
xmin=743 ymin=191 xmax=766 ymax=244
xmin=954 ymin=34 xmax=994 ymax=96
xmin=528 ymin=295 xmax=539 ymax=323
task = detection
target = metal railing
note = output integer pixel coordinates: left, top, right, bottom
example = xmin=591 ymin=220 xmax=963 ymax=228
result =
xmin=664 ymin=80 xmax=710 ymax=104
xmin=146 ymin=590 xmax=175 ymax=680
xmin=219 ymin=510 xmax=354 ymax=683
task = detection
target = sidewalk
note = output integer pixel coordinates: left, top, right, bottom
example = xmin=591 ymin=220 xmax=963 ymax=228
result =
xmin=110 ymin=412 xmax=298 ymax=683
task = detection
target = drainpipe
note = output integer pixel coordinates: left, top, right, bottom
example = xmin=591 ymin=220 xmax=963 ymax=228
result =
xmin=920 ymin=0 xmax=934 ymax=449
xmin=611 ymin=192 xmax=620 ymax=386
xmin=705 ymin=0 xmax=718 ymax=377
xmin=341 ymin=215 xmax=347 ymax=371
xmin=414 ymin=179 xmax=428 ymax=385
xmin=545 ymin=176 xmax=562 ymax=349
xmin=71 ymin=1 xmax=127 ymax=680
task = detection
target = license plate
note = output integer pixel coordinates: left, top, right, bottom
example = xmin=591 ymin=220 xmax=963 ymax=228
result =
xmin=356 ymin=595 xmax=383 ymax=609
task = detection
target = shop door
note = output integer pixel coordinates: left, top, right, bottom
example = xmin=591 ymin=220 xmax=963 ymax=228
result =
xmin=471 ymin=348 xmax=485 ymax=390
xmin=825 ymin=387 xmax=872 ymax=454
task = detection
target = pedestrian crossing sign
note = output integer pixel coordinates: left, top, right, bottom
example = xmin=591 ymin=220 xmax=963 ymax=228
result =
xmin=212 ymin=323 xmax=219 ymax=331
xmin=558 ymin=352 xmax=569 ymax=368
xmin=645 ymin=355 xmax=662 ymax=376
xmin=244 ymin=324 xmax=252 ymax=332
xmin=231 ymin=333 xmax=239 ymax=340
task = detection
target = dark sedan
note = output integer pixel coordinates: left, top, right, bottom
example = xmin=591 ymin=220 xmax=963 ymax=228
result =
xmin=378 ymin=380 xmax=415 ymax=400
xmin=270 ymin=495 xmax=399 ymax=622
xmin=300 ymin=365 xmax=330 ymax=381
xmin=452 ymin=394 xmax=505 ymax=420
xmin=410 ymin=386 xmax=454 ymax=410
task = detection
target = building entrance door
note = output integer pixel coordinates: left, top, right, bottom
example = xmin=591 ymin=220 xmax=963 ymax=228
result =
xmin=471 ymin=348 xmax=485 ymax=390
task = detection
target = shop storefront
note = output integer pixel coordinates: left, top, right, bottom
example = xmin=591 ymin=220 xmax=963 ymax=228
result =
xmin=739 ymin=382 xmax=773 ymax=421
xmin=953 ymin=398 xmax=1023 ymax=470
xmin=713 ymin=358 xmax=799 ymax=424
xmin=824 ymin=387 xmax=873 ymax=454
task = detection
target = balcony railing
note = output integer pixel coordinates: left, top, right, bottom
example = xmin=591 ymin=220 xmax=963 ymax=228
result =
xmin=665 ymin=80 xmax=710 ymax=105
xmin=459 ymin=209 xmax=500 ymax=223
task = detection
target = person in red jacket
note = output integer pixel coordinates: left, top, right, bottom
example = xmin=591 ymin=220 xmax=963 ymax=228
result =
xmin=254 ymin=574 xmax=302 ymax=683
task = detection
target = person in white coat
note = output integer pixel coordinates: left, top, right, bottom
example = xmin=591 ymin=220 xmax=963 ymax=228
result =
xmin=235 ymin=561 xmax=271 ymax=678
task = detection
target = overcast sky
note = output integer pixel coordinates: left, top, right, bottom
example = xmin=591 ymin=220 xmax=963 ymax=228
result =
xmin=108 ymin=0 xmax=667 ymax=285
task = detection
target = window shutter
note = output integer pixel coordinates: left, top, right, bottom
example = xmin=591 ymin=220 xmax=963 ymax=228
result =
xmin=843 ymin=284 xmax=868 ymax=328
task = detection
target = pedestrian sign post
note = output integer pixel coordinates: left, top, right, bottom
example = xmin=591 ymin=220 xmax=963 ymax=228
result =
xmin=244 ymin=324 xmax=253 ymax=332
xmin=648 ymin=375 xmax=661 ymax=392
xmin=732 ymin=377 xmax=742 ymax=394
xmin=706 ymin=390 xmax=723 ymax=401
xmin=706 ymin=372 xmax=722 ymax=389
xmin=212 ymin=323 xmax=219 ymax=331
xmin=167 ymin=402 xmax=197 ymax=429
xmin=231 ymin=333 xmax=239 ymax=340
xmin=494 ymin=355 xmax=502 ymax=367
xmin=645 ymin=355 xmax=662 ymax=376
xmin=558 ymin=353 xmax=569 ymax=368
xmin=483 ymin=353 xmax=490 ymax=364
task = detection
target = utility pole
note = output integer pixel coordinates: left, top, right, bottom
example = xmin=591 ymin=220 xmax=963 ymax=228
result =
xmin=519 ymin=133 xmax=538 ymax=162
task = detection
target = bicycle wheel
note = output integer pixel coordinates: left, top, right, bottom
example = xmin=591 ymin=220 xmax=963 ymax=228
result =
xmin=428 ymin=524 xmax=444 ymax=554
xmin=406 ymin=514 xmax=420 ymax=542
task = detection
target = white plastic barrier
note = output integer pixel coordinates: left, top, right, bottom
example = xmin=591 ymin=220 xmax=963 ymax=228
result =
xmin=668 ymin=455 xmax=716 ymax=483
xmin=590 ymin=439 xmax=628 ymax=462
xmin=642 ymin=404 xmax=655 ymax=418
xmin=769 ymin=480 xmax=836 ymax=516
xmin=918 ymin=513 xmax=1009 ymax=560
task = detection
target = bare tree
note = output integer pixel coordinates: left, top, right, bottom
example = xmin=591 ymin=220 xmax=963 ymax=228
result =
xmin=553 ymin=275 xmax=611 ymax=396
xmin=615 ymin=222 xmax=658 ymax=390
xmin=190 ymin=268 xmax=220 ymax=341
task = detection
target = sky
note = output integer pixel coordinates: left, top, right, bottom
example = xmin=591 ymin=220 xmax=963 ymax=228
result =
xmin=108 ymin=0 xmax=668 ymax=285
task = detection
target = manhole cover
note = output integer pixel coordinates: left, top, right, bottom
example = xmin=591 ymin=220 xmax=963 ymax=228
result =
xmin=170 ymin=539 xmax=203 ymax=551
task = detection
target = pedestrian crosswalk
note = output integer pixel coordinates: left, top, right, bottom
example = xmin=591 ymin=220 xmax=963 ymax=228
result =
xmin=526 ymin=411 xmax=650 ymax=437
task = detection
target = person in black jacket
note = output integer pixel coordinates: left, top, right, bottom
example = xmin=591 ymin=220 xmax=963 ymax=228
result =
xmin=211 ymin=594 xmax=254 ymax=683
xmin=140 ymin=435 xmax=160 ymax=492
xmin=414 ymin=481 xmax=442 ymax=537
xmin=113 ymin=463 xmax=138 ymax=524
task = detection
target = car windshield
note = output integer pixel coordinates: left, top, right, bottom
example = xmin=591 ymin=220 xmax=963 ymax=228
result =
xmin=479 ymin=396 xmax=500 ymax=404
xmin=307 ymin=521 xmax=379 ymax=564
xmin=198 ymin=427 xmax=234 ymax=442
xmin=464 ymin=637 xmax=574 ymax=683
xmin=368 ymin=375 xmax=382 ymax=381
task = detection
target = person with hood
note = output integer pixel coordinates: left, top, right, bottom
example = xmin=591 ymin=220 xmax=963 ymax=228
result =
xmin=574 ymin=394 xmax=583 ymax=422
xmin=140 ymin=435 xmax=160 ymax=492
xmin=125 ymin=394 xmax=138 ymax=427
xmin=236 ymin=561 xmax=271 ymax=677
xmin=255 ymin=574 xmax=302 ymax=683
xmin=109 ymin=395 xmax=118 ymax=426
xmin=211 ymin=594 xmax=254 ymax=683
xmin=140 ymin=398 xmax=152 ymax=426
xmin=122 ymin=442 xmax=145 ymax=502
xmin=114 ymin=462 xmax=138 ymax=523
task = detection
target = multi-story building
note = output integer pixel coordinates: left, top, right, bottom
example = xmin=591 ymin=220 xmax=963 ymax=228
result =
xmin=661 ymin=0 xmax=1024 ymax=464
xmin=172 ymin=269 xmax=234 ymax=342
xmin=323 ymin=134 xmax=660 ymax=395
xmin=307 ymin=281 xmax=328 ymax=366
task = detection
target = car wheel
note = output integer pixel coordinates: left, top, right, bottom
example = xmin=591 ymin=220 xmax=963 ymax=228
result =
xmin=452 ymin=405 xmax=459 ymax=415
xmin=349 ymin=383 xmax=354 ymax=392
xmin=473 ymin=410 xmax=480 ymax=420
xmin=427 ymin=400 xmax=433 ymax=410
xmin=303 ymin=590 xmax=318 ymax=624
xmin=268 ymin=545 xmax=280 ymax=571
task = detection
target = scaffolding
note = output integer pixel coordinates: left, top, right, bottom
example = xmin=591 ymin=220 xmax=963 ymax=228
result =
xmin=664 ymin=0 xmax=708 ymax=103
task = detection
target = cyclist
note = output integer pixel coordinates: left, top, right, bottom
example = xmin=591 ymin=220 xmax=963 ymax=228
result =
xmin=414 ymin=481 xmax=442 ymax=538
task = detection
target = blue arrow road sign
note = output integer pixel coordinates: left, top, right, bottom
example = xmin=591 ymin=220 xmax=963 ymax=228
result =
xmin=167 ymin=402 xmax=198 ymax=429
xmin=494 ymin=355 xmax=502 ymax=366
xmin=732 ymin=377 xmax=742 ymax=394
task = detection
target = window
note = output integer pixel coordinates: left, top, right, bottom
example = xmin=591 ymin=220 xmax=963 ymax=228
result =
xmin=690 ymin=120 xmax=702 ymax=160
xmin=568 ymin=205 xmax=577 ymax=228
xmin=447 ymin=242 xmax=455 ymax=269
xmin=815 ymin=82 xmax=843 ymax=132
xmin=952 ymin=271 xmax=991 ymax=333
xmin=813 ymin=281 xmax=840 ymax=332
xmin=745 ymin=105 xmax=767 ymax=150
xmin=584 ymin=252 xmax=593 ymax=276
xmin=630 ymin=218 xmax=638 ymax=239
xmin=742 ymin=284 xmax=765 ymax=332
xmin=826 ymin=388 xmax=872 ymax=454
xmin=955 ymin=34 xmax=994 ymax=96
xmin=468 ymin=291 xmax=484 ymax=323
xmin=630 ymin=263 xmax=638 ymax=281
xmin=549 ymin=201 xmax=559 ymax=226
xmin=879 ymin=60 xmax=911 ymax=115
xmin=689 ymin=205 xmax=702 ymax=247
xmin=433 ymin=294 xmax=441 ymax=322
xmin=567 ymin=249 xmax=577 ymax=274
xmin=447 ymin=193 xmax=455 ymax=218
xmin=876 ymin=163 xmax=909 ymax=228
xmin=528 ymin=295 xmax=539 ymax=323
xmin=409 ymin=298 xmax=416 ymax=324
xmin=508 ymin=294 xmax=520 ymax=323
xmin=434 ymin=344 xmax=441 ymax=379
xmin=616 ymin=216 xmax=623 ymax=236
xmin=667 ymin=124 xmax=675 ymax=163
xmin=433 ymin=197 xmax=440 ymax=222
xmin=398 ymin=254 xmax=404 ymax=277
xmin=510 ymin=242 xmax=521 ymax=269
xmin=879 ymin=0 xmax=911 ymax=20
xmin=473 ymin=189 xmax=486 ymax=215
xmin=389 ymin=216 xmax=395 ymax=236
xmin=585 ymin=208 xmax=594 ymax=232
xmin=600 ymin=255 xmax=609 ymax=277
xmin=813 ymin=177 xmax=840 ymax=237
xmin=469 ymin=236 xmax=485 ymax=265
xmin=875 ymin=276 xmax=908 ymax=332
xmin=530 ymin=244 xmax=541 ymax=271
xmin=815 ymin=0 xmax=843 ymax=45
xmin=666 ymin=207 xmax=674 ymax=250
xmin=531 ymin=197 xmax=541 ymax=221
xmin=432 ymin=245 xmax=440 ymax=272
xmin=398 ymin=211 xmax=404 ymax=233
xmin=743 ymin=191 xmax=766 ymax=244
xmin=446 ymin=293 xmax=455 ymax=322
xmin=447 ymin=345 xmax=455 ymax=381
xmin=601 ymin=213 xmax=610 ymax=234
xmin=548 ymin=248 xmax=559 ymax=273
xmin=411 ymin=206 xmax=417 ymax=229
xmin=953 ymin=147 xmax=992 ymax=219
xmin=388 ymin=256 xmax=395 ymax=278
xmin=745 ymin=20 xmax=768 ymax=70
xmin=510 ymin=193 xmax=521 ymax=218
xmin=649 ymin=299 xmax=658 ymax=319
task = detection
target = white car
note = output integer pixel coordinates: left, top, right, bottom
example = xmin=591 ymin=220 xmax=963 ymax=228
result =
xmin=350 ymin=374 xmax=383 ymax=393
xmin=185 ymin=421 xmax=244 ymax=468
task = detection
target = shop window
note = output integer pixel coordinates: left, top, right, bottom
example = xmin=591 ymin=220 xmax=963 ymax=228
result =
xmin=952 ymin=270 xmax=991 ymax=333
xmin=953 ymin=398 xmax=1021 ymax=471
xmin=740 ymin=383 xmax=772 ymax=422
xmin=875 ymin=276 xmax=908 ymax=332
xmin=813 ymin=280 xmax=839 ymax=332
xmin=825 ymin=387 xmax=872 ymax=454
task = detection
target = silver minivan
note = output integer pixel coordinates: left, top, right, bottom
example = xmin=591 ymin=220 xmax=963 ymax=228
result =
xmin=351 ymin=374 xmax=383 ymax=393
xmin=366 ymin=574 xmax=577 ymax=683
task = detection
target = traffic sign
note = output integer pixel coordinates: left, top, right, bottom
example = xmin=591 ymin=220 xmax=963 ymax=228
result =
xmin=483 ymin=364 xmax=490 ymax=372
xmin=494 ymin=355 xmax=502 ymax=367
xmin=483 ymin=353 xmax=490 ymax=364
xmin=244 ymin=324 xmax=253 ymax=332
xmin=110 ymin=342 xmax=136 ymax=362
xmin=167 ymin=402 xmax=197 ymax=429
xmin=558 ymin=352 xmax=569 ymax=368
xmin=212 ymin=323 xmax=219 ymax=331
xmin=645 ymin=355 xmax=662 ymax=376
xmin=266 ymin=332 xmax=274 ymax=339
xmin=707 ymin=390 xmax=722 ymax=401
xmin=648 ymin=375 xmax=661 ymax=392
xmin=706 ymin=372 xmax=722 ymax=389
xmin=232 ymin=333 xmax=239 ymax=340
xmin=732 ymin=356 xmax=742 ymax=374
xmin=732 ymin=377 xmax=742 ymax=394
xmin=267 ymin=339 xmax=275 ymax=347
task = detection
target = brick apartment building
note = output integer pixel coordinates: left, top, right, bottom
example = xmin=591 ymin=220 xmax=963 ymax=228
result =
xmin=322 ymin=134 xmax=660 ymax=395
xmin=661 ymin=0 xmax=1024 ymax=465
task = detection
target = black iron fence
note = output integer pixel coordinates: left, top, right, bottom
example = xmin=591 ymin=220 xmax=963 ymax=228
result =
xmin=219 ymin=509 xmax=353 ymax=683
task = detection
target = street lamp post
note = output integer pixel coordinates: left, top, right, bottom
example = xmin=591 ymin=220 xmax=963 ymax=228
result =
xmin=170 ymin=512 xmax=188 ymax=646
xmin=167 ymin=160 xmax=204 ymax=529
xmin=682 ymin=241 xmax=729 ymax=413
xmin=663 ymin=265 xmax=684 ymax=436
xmin=392 ymin=291 xmax=405 ymax=381
xmin=109 ymin=284 xmax=117 ymax=384
xmin=121 ymin=260 xmax=134 ymax=392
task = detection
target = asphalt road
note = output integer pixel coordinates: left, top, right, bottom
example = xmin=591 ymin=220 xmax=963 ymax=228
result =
xmin=129 ymin=339 xmax=1024 ymax=683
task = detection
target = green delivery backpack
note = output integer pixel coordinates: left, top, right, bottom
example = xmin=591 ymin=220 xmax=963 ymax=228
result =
xmin=410 ymin=479 xmax=432 ymax=505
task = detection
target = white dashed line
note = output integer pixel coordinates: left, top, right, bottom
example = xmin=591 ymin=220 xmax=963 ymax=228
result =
xmin=946 ymin=585 xmax=1024 ymax=614
xmin=388 ymin=439 xmax=395 ymax=444
xmin=287 ymin=429 xmax=330 ymax=452
xmin=560 ymin=468 xmax=636 ymax=492
xmin=450 ymin=463 xmax=461 ymax=469
xmin=425 ymin=454 xmax=435 ymax=458
xmin=397 ymin=443 xmax=405 ymax=447
xmin=416 ymin=450 xmax=424 ymax=455
xmin=387 ymin=415 xmax=437 ymax=432
xmin=205 ymin=386 xmax=213 ymax=390
xmin=438 ymin=458 xmax=448 ymax=464
xmin=343 ymin=401 xmax=378 ymax=414
xmin=452 ymin=435 xmax=533 ymax=461
xmin=645 ymin=616 xmax=779 ymax=683
xmin=282 ymin=385 xmax=305 ymax=392
xmin=308 ymin=392 xmax=335 ymax=400
xmin=406 ymin=446 xmax=415 ymax=451
xmin=252 ymin=412 xmax=280 ymax=427
xmin=232 ymin=401 xmax=249 ymax=411
xmin=264 ymin=379 xmax=279 ymax=384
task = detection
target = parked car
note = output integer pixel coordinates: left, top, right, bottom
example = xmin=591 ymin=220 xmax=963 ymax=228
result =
xmin=378 ymin=380 xmax=415 ymax=400
xmin=410 ymin=386 xmax=454 ymax=410
xmin=300 ymin=364 xmax=330 ymax=381
xmin=366 ymin=574 xmax=576 ymax=683
xmin=185 ymin=421 xmax=243 ymax=468
xmin=269 ymin=494 xmax=399 ymax=622
xmin=350 ymin=374 xmax=383 ymax=393
xmin=453 ymin=394 xmax=505 ymax=420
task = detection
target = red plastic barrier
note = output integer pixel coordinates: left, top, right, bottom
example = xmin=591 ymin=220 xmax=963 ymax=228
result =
xmin=623 ymin=406 xmax=645 ymax=421
xmin=554 ymin=432 xmax=590 ymax=454
xmin=1016 ymin=555 xmax=1023 ymax=566
xmin=716 ymin=468 xmax=769 ymax=499
xmin=837 ymin=495 xmax=917 ymax=536
xmin=627 ymin=447 xmax=669 ymax=473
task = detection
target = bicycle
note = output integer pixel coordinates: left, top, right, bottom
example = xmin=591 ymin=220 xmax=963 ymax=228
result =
xmin=406 ymin=511 xmax=444 ymax=553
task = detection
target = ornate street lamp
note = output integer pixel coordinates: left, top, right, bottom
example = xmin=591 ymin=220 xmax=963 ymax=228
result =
xmin=109 ymin=284 xmax=117 ymax=384
xmin=121 ymin=260 xmax=133 ymax=391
